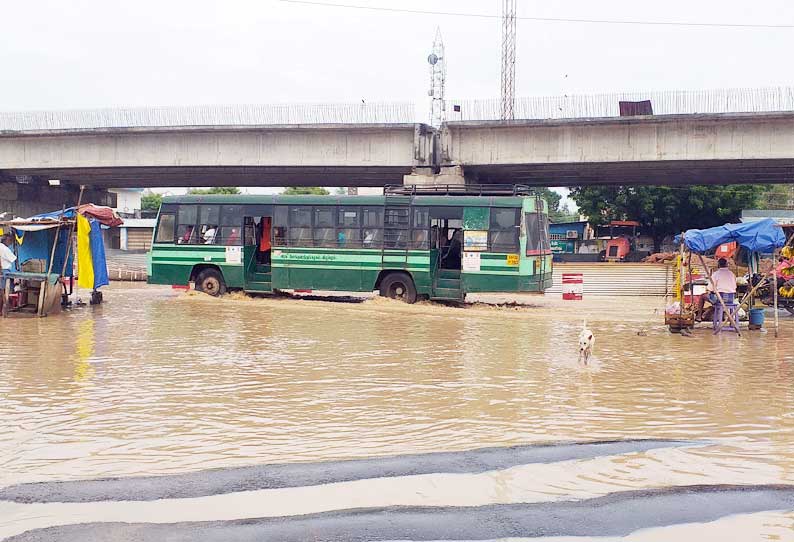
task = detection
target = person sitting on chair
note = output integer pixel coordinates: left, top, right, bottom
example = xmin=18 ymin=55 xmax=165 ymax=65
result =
xmin=1 ymin=233 xmax=17 ymax=278
xmin=696 ymin=258 xmax=737 ymax=320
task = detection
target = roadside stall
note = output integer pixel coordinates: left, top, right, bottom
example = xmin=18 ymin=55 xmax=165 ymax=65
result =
xmin=667 ymin=219 xmax=787 ymax=336
xmin=1 ymin=204 xmax=121 ymax=318
xmin=0 ymin=216 xmax=73 ymax=317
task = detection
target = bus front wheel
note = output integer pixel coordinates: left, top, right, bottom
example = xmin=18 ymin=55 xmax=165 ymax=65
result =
xmin=196 ymin=268 xmax=227 ymax=297
xmin=379 ymin=273 xmax=417 ymax=304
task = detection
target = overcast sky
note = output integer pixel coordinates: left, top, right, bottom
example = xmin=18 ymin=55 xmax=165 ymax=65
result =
xmin=3 ymin=0 xmax=793 ymax=113
xmin=3 ymin=0 xmax=793 ymax=197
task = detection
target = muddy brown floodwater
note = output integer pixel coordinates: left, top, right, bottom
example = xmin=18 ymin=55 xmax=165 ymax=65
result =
xmin=1 ymin=284 xmax=793 ymax=540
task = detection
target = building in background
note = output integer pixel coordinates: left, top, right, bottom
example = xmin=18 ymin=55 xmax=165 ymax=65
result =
xmin=741 ymin=209 xmax=794 ymax=225
xmin=110 ymin=188 xmax=144 ymax=217
xmin=117 ymin=218 xmax=156 ymax=251
xmin=549 ymin=220 xmax=591 ymax=257
xmin=107 ymin=188 xmax=154 ymax=251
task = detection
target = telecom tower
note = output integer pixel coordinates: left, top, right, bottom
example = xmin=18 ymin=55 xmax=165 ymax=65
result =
xmin=428 ymin=27 xmax=446 ymax=127
xmin=500 ymin=0 xmax=517 ymax=120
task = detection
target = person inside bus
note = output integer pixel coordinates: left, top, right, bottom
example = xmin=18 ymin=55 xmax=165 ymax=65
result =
xmin=695 ymin=258 xmax=737 ymax=320
xmin=257 ymin=217 xmax=272 ymax=263
xmin=442 ymin=230 xmax=462 ymax=269
xmin=363 ymin=229 xmax=377 ymax=247
xmin=203 ymin=226 xmax=217 ymax=244
xmin=437 ymin=226 xmax=449 ymax=251
xmin=179 ymin=225 xmax=194 ymax=244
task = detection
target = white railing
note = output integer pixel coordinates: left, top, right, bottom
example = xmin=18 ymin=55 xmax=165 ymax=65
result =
xmin=3 ymin=87 xmax=794 ymax=130
xmin=0 ymin=102 xmax=417 ymax=131
xmin=447 ymin=87 xmax=794 ymax=121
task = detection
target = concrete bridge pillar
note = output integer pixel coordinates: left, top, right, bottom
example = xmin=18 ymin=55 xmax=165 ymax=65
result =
xmin=0 ymin=179 xmax=115 ymax=218
xmin=403 ymin=165 xmax=467 ymax=187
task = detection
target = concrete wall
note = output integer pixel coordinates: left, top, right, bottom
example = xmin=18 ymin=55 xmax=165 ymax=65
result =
xmin=0 ymin=181 xmax=114 ymax=218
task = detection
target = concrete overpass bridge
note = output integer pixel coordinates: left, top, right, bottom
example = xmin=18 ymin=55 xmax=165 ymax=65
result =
xmin=0 ymin=123 xmax=435 ymax=189
xmin=440 ymin=112 xmax=794 ymax=187
xmin=3 ymin=89 xmax=794 ymax=219
xmin=3 ymin=111 xmax=794 ymax=194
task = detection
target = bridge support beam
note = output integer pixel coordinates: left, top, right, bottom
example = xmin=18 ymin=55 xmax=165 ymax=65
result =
xmin=403 ymin=166 xmax=466 ymax=187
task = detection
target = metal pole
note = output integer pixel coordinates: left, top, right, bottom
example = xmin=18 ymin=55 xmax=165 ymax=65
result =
xmin=41 ymin=207 xmax=65 ymax=315
xmin=46 ymin=207 xmax=65 ymax=277
xmin=678 ymin=240 xmax=684 ymax=318
xmin=60 ymin=186 xmax=85 ymax=301
xmin=773 ymin=248 xmax=779 ymax=338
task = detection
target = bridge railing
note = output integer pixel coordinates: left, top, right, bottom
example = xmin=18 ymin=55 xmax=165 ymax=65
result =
xmin=0 ymin=102 xmax=417 ymax=131
xmin=4 ymin=87 xmax=794 ymax=131
xmin=447 ymin=87 xmax=794 ymax=121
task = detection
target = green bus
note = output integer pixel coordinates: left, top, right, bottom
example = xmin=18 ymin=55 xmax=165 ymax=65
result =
xmin=147 ymin=187 xmax=552 ymax=302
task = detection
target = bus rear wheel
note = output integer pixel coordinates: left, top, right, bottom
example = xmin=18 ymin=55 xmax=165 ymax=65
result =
xmin=379 ymin=273 xmax=417 ymax=304
xmin=196 ymin=268 xmax=226 ymax=297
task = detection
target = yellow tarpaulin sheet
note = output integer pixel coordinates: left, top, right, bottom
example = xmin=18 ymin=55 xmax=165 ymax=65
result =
xmin=76 ymin=214 xmax=94 ymax=289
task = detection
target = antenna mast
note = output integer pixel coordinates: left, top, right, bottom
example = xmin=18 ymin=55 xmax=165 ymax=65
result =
xmin=500 ymin=0 xmax=517 ymax=120
xmin=428 ymin=27 xmax=446 ymax=127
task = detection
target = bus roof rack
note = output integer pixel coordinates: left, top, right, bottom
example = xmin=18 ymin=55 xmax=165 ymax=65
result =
xmin=385 ymin=184 xmax=536 ymax=197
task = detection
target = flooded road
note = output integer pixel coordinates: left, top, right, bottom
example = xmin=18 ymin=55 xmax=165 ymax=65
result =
xmin=1 ymin=285 xmax=793 ymax=539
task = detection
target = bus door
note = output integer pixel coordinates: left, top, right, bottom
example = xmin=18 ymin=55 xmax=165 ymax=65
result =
xmin=243 ymin=216 xmax=272 ymax=289
xmin=429 ymin=207 xmax=463 ymax=273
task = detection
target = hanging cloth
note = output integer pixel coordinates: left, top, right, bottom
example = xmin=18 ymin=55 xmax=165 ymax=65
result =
xmin=77 ymin=214 xmax=95 ymax=289
xmin=89 ymin=219 xmax=109 ymax=289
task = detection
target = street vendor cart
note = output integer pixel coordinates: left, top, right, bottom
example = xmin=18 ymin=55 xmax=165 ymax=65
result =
xmin=668 ymin=219 xmax=787 ymax=336
xmin=1 ymin=216 xmax=74 ymax=317
xmin=0 ymin=204 xmax=122 ymax=318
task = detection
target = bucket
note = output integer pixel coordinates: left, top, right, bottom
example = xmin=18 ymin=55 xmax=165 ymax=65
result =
xmin=749 ymin=308 xmax=765 ymax=329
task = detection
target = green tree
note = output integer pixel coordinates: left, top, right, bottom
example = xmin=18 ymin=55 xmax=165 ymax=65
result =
xmin=534 ymin=187 xmax=578 ymax=223
xmin=758 ymin=184 xmax=794 ymax=209
xmin=140 ymin=192 xmax=163 ymax=211
xmin=569 ymin=184 xmax=764 ymax=253
xmin=282 ymin=187 xmax=330 ymax=195
xmin=187 ymin=187 xmax=241 ymax=195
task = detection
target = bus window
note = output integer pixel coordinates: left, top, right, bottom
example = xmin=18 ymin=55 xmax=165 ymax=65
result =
xmin=313 ymin=206 xmax=335 ymax=248
xmin=489 ymin=208 xmax=519 ymax=253
xmin=218 ymin=205 xmax=243 ymax=245
xmin=176 ymin=205 xmax=198 ymax=244
xmin=244 ymin=218 xmax=256 ymax=246
xmin=384 ymin=207 xmax=409 ymax=249
xmin=525 ymin=212 xmax=550 ymax=254
xmin=154 ymin=213 xmax=175 ymax=243
xmin=274 ymin=206 xmax=288 ymax=245
xmin=289 ymin=206 xmax=312 ymax=246
xmin=362 ymin=207 xmax=383 ymax=248
xmin=198 ymin=205 xmax=220 ymax=244
xmin=411 ymin=207 xmax=429 ymax=249
xmin=337 ymin=207 xmax=360 ymax=247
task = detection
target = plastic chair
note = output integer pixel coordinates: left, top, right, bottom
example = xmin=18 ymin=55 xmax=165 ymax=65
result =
xmin=713 ymin=293 xmax=738 ymax=333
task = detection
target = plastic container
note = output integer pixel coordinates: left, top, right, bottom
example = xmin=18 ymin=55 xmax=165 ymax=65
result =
xmin=749 ymin=308 xmax=765 ymax=329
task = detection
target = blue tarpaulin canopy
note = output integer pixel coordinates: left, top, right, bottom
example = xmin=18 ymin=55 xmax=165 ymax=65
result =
xmin=676 ymin=218 xmax=786 ymax=254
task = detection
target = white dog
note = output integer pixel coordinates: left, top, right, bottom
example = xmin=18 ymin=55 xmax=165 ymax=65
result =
xmin=578 ymin=320 xmax=595 ymax=364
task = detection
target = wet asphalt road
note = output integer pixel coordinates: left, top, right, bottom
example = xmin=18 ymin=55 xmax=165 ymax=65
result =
xmin=0 ymin=439 xmax=695 ymax=503
xmin=7 ymin=485 xmax=794 ymax=541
